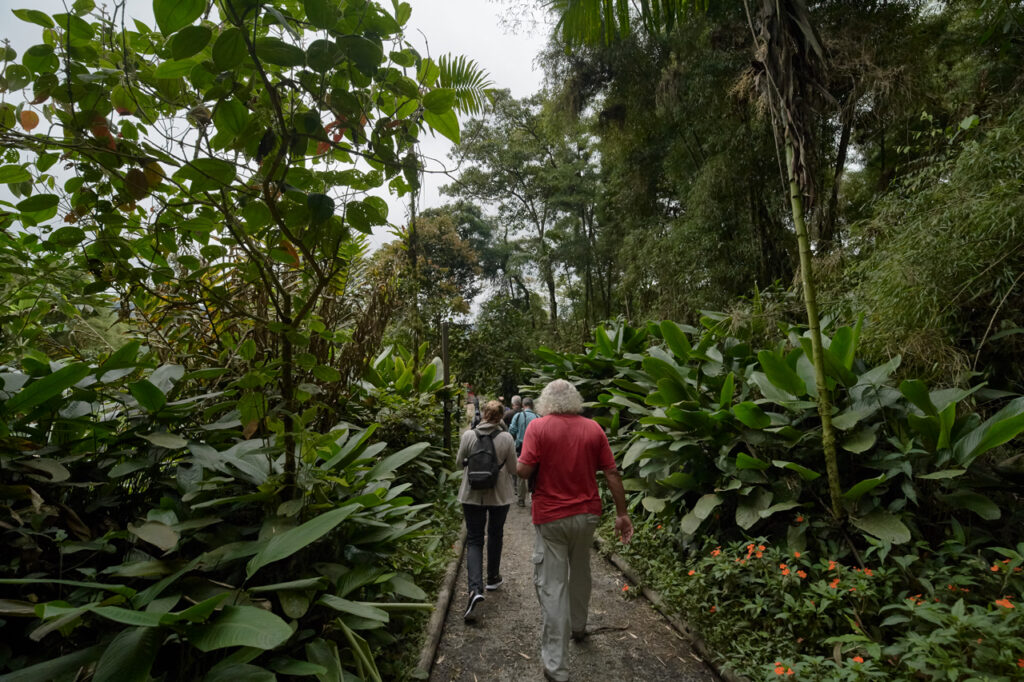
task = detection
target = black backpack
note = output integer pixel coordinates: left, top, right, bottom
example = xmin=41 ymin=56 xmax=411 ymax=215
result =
xmin=465 ymin=429 xmax=504 ymax=490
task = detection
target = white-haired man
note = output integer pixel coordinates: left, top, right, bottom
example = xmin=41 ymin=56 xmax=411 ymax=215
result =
xmin=516 ymin=379 xmax=633 ymax=682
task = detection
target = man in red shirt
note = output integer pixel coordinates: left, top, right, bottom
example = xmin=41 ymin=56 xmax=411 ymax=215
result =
xmin=516 ymin=379 xmax=633 ymax=682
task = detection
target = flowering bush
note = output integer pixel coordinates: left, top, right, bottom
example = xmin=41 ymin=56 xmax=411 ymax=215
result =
xmin=602 ymin=521 xmax=1024 ymax=681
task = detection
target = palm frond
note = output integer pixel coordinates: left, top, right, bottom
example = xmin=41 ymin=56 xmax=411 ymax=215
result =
xmin=545 ymin=0 xmax=703 ymax=46
xmin=438 ymin=54 xmax=495 ymax=116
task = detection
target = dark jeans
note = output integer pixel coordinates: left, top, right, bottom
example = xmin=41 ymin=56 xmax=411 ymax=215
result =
xmin=463 ymin=503 xmax=510 ymax=593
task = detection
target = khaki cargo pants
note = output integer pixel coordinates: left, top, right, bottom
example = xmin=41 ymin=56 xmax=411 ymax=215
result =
xmin=532 ymin=513 xmax=600 ymax=681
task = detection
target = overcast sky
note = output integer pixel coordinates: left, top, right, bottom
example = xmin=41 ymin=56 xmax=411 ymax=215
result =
xmin=0 ymin=0 xmax=550 ymax=245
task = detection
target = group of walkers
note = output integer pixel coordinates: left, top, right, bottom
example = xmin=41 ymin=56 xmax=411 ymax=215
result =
xmin=455 ymin=380 xmax=634 ymax=682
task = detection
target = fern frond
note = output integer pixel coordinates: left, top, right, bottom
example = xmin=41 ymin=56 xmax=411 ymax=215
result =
xmin=438 ymin=53 xmax=495 ymax=116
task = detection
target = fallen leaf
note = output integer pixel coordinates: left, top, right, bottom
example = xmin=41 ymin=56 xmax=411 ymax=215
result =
xmin=517 ymin=652 xmax=531 ymax=659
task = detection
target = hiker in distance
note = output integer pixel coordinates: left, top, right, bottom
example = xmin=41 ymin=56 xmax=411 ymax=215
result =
xmin=517 ymin=379 xmax=634 ymax=682
xmin=503 ymin=394 xmax=522 ymax=428
xmin=508 ymin=395 xmax=539 ymax=507
xmin=456 ymin=399 xmax=517 ymax=622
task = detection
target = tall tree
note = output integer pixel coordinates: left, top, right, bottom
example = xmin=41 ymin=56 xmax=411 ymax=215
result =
xmin=444 ymin=90 xmax=600 ymax=337
xmin=548 ymin=0 xmax=845 ymax=517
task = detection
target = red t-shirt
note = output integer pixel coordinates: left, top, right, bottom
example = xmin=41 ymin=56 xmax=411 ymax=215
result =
xmin=518 ymin=414 xmax=616 ymax=525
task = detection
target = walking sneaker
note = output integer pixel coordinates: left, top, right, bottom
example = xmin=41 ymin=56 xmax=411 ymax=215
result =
xmin=463 ymin=590 xmax=484 ymax=621
xmin=485 ymin=575 xmax=503 ymax=591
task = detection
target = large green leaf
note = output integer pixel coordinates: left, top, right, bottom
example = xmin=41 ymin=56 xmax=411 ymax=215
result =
xmin=771 ymin=460 xmax=821 ymax=481
xmin=154 ymin=0 xmax=204 ymax=35
xmin=255 ymin=37 xmax=306 ymax=67
xmin=735 ymin=487 xmax=772 ymax=530
xmin=0 ymin=645 xmax=102 ymax=682
xmin=735 ymin=452 xmax=769 ymax=470
xmin=938 ymin=490 xmax=1001 ymax=520
xmin=952 ymin=396 xmax=1024 ymax=465
xmin=733 ymin=402 xmax=770 ymax=429
xmin=850 ymin=510 xmax=911 ymax=544
xmin=246 ymin=504 xmax=358 ymax=578
xmin=842 ymin=474 xmax=886 ymax=502
xmin=899 ymin=379 xmax=936 ymax=416
xmin=423 ymin=88 xmax=456 ymax=114
xmin=171 ymin=25 xmax=213 ymax=60
xmin=318 ymin=596 xmax=389 ymax=623
xmin=660 ymin=320 xmax=691 ymax=359
xmin=757 ymin=350 xmax=806 ymax=397
xmin=305 ymin=638 xmax=344 ymax=682
xmin=212 ymin=27 xmax=246 ymax=69
xmin=0 ymin=165 xmax=32 ymax=184
xmin=93 ymin=627 xmax=161 ymax=682
xmin=189 ymin=606 xmax=293 ymax=652
xmin=362 ymin=442 xmax=429 ymax=482
xmin=130 ymin=379 xmax=166 ymax=412
xmin=337 ymin=35 xmax=383 ymax=74
xmin=3 ymin=362 xmax=90 ymax=414
xmin=423 ymin=109 xmax=460 ymax=144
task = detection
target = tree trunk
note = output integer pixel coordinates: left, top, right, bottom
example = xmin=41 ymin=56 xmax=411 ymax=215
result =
xmin=820 ymin=105 xmax=853 ymax=249
xmin=787 ymin=140 xmax=842 ymax=520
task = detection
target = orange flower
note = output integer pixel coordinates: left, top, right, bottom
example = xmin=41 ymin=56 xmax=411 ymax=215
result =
xmin=795 ymin=516 xmax=804 ymax=523
xmin=688 ymin=569 xmax=696 ymax=576
xmin=1017 ymin=658 xmax=1024 ymax=668
xmin=622 ymin=584 xmax=630 ymax=592
xmin=774 ymin=666 xmax=786 ymax=675
xmin=864 ymin=568 xmax=874 ymax=577
xmin=779 ymin=563 xmax=788 ymax=569
xmin=828 ymin=560 xmax=837 ymax=570
xmin=781 ymin=567 xmax=791 ymax=576
xmin=786 ymin=668 xmax=795 ymax=676
xmin=829 ymin=578 xmax=840 ymax=589
xmin=991 ymin=565 xmax=1000 ymax=572
xmin=794 ymin=551 xmax=802 ymax=558
xmin=797 ymin=570 xmax=807 ymax=579
xmin=852 ymin=656 xmax=864 ymax=663
xmin=995 ymin=598 xmax=1014 ymax=609
xmin=709 ymin=605 xmax=716 ymax=613
xmin=850 ymin=587 xmax=858 ymax=592
xmin=657 ymin=524 xmax=662 ymax=529
xmin=711 ymin=547 xmax=721 ymax=557
xmin=758 ymin=545 xmax=766 ymax=551
xmin=755 ymin=552 xmax=764 ymax=558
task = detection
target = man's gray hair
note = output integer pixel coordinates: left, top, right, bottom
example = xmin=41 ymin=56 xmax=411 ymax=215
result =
xmin=511 ymin=395 xmax=522 ymax=407
xmin=537 ymin=379 xmax=584 ymax=415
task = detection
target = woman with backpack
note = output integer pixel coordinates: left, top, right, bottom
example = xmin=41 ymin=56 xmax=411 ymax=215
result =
xmin=456 ymin=400 xmax=517 ymax=622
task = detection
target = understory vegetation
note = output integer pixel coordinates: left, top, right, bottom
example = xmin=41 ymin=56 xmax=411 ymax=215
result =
xmin=535 ymin=319 xmax=1024 ymax=680
xmin=2 ymin=0 xmax=1024 ymax=680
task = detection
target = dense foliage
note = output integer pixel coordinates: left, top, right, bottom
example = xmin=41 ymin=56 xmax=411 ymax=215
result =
xmin=0 ymin=0 xmax=481 ymax=679
xmin=523 ymin=319 xmax=1024 ymax=679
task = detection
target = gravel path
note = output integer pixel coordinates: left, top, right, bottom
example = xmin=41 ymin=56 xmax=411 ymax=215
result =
xmin=427 ymin=501 xmax=717 ymax=682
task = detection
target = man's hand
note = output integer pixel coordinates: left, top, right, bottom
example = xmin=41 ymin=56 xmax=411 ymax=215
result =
xmin=615 ymin=514 xmax=634 ymax=544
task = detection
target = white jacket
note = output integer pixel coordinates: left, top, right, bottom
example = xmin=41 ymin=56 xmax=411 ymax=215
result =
xmin=456 ymin=421 xmax=517 ymax=506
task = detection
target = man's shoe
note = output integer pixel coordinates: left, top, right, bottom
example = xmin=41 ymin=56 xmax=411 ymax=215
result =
xmin=485 ymin=575 xmax=503 ymax=591
xmin=516 ymin=499 xmax=526 ymax=507
xmin=543 ymin=668 xmax=567 ymax=682
xmin=463 ymin=591 xmax=484 ymax=621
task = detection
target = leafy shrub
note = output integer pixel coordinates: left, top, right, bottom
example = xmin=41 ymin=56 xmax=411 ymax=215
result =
xmin=0 ymin=342 xmax=458 ymax=681
xmin=602 ymin=521 xmax=1024 ymax=681
xmin=527 ymin=317 xmax=1024 ymax=679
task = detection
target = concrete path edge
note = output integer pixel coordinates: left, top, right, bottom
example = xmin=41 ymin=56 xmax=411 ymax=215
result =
xmin=594 ymin=535 xmax=752 ymax=682
xmin=411 ymin=524 xmax=467 ymax=680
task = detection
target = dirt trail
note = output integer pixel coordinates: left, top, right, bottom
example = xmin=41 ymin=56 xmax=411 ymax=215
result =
xmin=427 ymin=501 xmax=717 ymax=682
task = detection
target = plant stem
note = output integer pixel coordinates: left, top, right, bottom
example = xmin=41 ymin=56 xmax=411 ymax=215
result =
xmin=786 ymin=139 xmax=842 ymax=520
